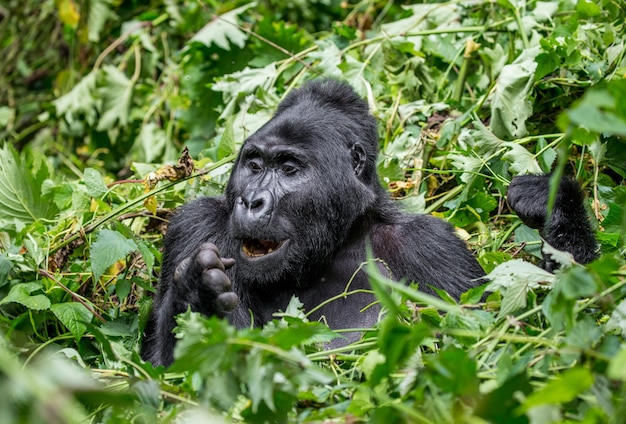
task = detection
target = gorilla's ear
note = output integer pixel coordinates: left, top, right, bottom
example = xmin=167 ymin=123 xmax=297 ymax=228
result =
xmin=351 ymin=143 xmax=367 ymax=177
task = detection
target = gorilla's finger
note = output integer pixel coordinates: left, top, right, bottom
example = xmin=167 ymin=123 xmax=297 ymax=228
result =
xmin=195 ymin=245 xmax=225 ymax=271
xmin=173 ymin=257 xmax=192 ymax=284
xmin=221 ymin=257 xmax=236 ymax=269
xmin=202 ymin=268 xmax=232 ymax=293
xmin=216 ymin=292 xmax=239 ymax=314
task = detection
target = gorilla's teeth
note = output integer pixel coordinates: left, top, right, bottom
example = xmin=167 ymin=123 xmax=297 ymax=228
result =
xmin=242 ymin=238 xmax=284 ymax=257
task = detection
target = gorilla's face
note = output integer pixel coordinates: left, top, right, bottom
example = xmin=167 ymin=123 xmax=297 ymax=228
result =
xmin=225 ymin=105 xmax=376 ymax=286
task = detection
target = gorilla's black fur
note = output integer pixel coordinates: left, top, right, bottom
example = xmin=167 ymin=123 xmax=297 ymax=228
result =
xmin=141 ymin=80 xmax=597 ymax=366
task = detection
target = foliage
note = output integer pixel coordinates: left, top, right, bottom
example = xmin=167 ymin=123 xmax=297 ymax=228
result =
xmin=1 ymin=0 xmax=625 ymax=422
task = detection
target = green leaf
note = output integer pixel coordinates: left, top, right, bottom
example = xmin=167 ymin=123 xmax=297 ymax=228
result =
xmin=576 ymin=0 xmax=601 ymax=18
xmin=498 ymin=279 xmax=530 ymax=318
xmin=562 ymin=80 xmax=626 ymax=138
xmin=606 ymin=299 xmax=626 ymax=336
xmin=0 ymin=282 xmax=51 ymax=310
xmin=115 ymin=279 xmax=132 ymax=301
xmin=218 ymin=116 xmax=237 ymax=159
xmin=535 ymin=51 xmax=560 ymax=80
xmin=607 ymin=346 xmax=626 ymax=381
xmin=97 ymin=65 xmax=133 ymax=131
xmin=476 ymin=373 xmax=532 ymax=422
xmin=514 ymin=225 xmax=543 ymax=259
xmin=0 ymin=143 xmax=58 ymax=229
xmin=136 ymin=240 xmax=155 ymax=276
xmin=87 ymin=0 xmax=117 ymax=42
xmin=520 ymin=367 xmax=594 ymax=411
xmin=0 ymin=106 xmax=15 ymax=127
xmin=491 ymin=48 xmax=539 ymax=140
xmin=53 ymin=71 xmax=99 ymax=125
xmin=83 ymin=168 xmax=109 ymax=199
xmin=558 ymin=266 xmax=597 ymax=300
xmin=485 ymin=259 xmax=554 ymax=317
xmin=310 ymin=40 xmax=342 ymax=77
xmin=51 ymin=302 xmax=93 ymax=339
xmin=212 ymin=63 xmax=277 ymax=119
xmin=486 ymin=259 xmax=555 ymax=292
xmin=190 ymin=4 xmax=253 ymax=50
xmin=137 ymin=122 xmax=167 ymax=163
xmin=369 ymin=319 xmax=429 ymax=385
xmin=427 ymin=347 xmax=479 ymax=397
xmin=90 ymin=229 xmax=138 ymax=282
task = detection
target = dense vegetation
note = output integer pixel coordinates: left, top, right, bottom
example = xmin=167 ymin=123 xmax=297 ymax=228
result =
xmin=1 ymin=0 xmax=625 ymax=422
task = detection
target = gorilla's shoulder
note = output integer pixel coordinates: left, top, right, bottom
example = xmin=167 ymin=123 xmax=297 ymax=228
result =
xmin=167 ymin=196 xmax=229 ymax=235
xmin=388 ymin=212 xmax=466 ymax=246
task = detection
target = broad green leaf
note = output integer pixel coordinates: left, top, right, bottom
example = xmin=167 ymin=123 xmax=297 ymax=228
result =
xmin=576 ymin=0 xmax=601 ymax=18
xmin=542 ymin=243 xmax=575 ymax=268
xmin=532 ymin=1 xmax=559 ymax=21
xmin=0 ymin=106 xmax=14 ymax=127
xmin=83 ymin=168 xmax=109 ymax=199
xmin=497 ymin=278 xmax=530 ymax=318
xmin=212 ymin=63 xmax=277 ymax=119
xmin=190 ymin=4 xmax=253 ymax=50
xmin=97 ymin=65 xmax=133 ymax=131
xmin=0 ymin=282 xmax=51 ymax=310
xmin=310 ymin=40 xmax=342 ymax=77
xmin=51 ymin=302 xmax=93 ymax=339
xmin=520 ymin=367 xmax=594 ymax=410
xmin=427 ymin=347 xmax=479 ymax=397
xmin=535 ymin=51 xmax=560 ymax=80
xmin=87 ymin=0 xmax=117 ymax=42
xmin=491 ymin=48 xmax=540 ymax=140
xmin=486 ymin=259 xmax=554 ymax=317
xmin=502 ymin=142 xmax=543 ymax=174
xmin=557 ymin=266 xmax=597 ymax=300
xmin=486 ymin=259 xmax=555 ymax=292
xmin=137 ymin=122 xmax=167 ymax=163
xmin=0 ymin=143 xmax=57 ymax=228
xmin=562 ymin=80 xmax=626 ymax=138
xmin=90 ymin=229 xmax=138 ymax=282
xmin=217 ymin=116 xmax=237 ymax=160
xmin=136 ymin=240 xmax=155 ymax=276
xmin=607 ymin=346 xmax=626 ymax=381
xmin=360 ymin=349 xmax=386 ymax=382
xmin=514 ymin=225 xmax=543 ymax=259
xmin=53 ymin=71 xmax=99 ymax=125
xmin=565 ymin=316 xmax=601 ymax=350
xmin=448 ymin=154 xmax=483 ymax=184
xmin=115 ymin=279 xmax=131 ymax=301
xmin=607 ymin=299 xmax=626 ymax=335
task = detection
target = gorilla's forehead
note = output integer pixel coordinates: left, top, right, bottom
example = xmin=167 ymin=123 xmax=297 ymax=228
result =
xmin=247 ymin=105 xmax=353 ymax=152
xmin=241 ymin=138 xmax=309 ymax=161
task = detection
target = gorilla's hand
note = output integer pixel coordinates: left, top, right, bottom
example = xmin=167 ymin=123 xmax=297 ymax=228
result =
xmin=507 ymin=174 xmax=554 ymax=230
xmin=507 ymin=174 xmax=597 ymax=268
xmin=174 ymin=243 xmax=238 ymax=316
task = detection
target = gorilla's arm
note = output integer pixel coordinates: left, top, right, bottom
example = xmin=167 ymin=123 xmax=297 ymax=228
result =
xmin=507 ymin=175 xmax=598 ymax=269
xmin=141 ymin=197 xmax=239 ymax=366
xmin=373 ymin=215 xmax=485 ymax=298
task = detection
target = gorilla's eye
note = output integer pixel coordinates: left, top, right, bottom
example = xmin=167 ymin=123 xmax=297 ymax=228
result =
xmin=247 ymin=160 xmax=263 ymax=174
xmin=280 ymin=164 xmax=298 ymax=176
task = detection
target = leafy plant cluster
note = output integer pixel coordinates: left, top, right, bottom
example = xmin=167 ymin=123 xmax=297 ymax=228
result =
xmin=1 ymin=0 xmax=625 ymax=422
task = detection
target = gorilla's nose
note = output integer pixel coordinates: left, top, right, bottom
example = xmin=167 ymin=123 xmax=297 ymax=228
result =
xmin=235 ymin=189 xmax=274 ymax=225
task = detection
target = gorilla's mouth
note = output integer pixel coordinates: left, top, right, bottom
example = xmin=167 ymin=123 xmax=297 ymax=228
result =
xmin=242 ymin=238 xmax=286 ymax=258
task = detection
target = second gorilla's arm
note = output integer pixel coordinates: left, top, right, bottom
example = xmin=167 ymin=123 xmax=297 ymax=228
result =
xmin=507 ymin=174 xmax=598 ymax=270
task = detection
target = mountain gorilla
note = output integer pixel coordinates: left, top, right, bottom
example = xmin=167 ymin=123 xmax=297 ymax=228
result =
xmin=141 ymin=79 xmax=597 ymax=366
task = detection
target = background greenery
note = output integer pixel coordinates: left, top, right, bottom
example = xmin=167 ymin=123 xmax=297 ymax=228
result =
xmin=1 ymin=0 xmax=625 ymax=422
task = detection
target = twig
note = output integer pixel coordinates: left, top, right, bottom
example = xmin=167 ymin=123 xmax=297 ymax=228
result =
xmin=38 ymin=269 xmax=106 ymax=323
xmin=92 ymin=21 xmax=151 ymax=72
